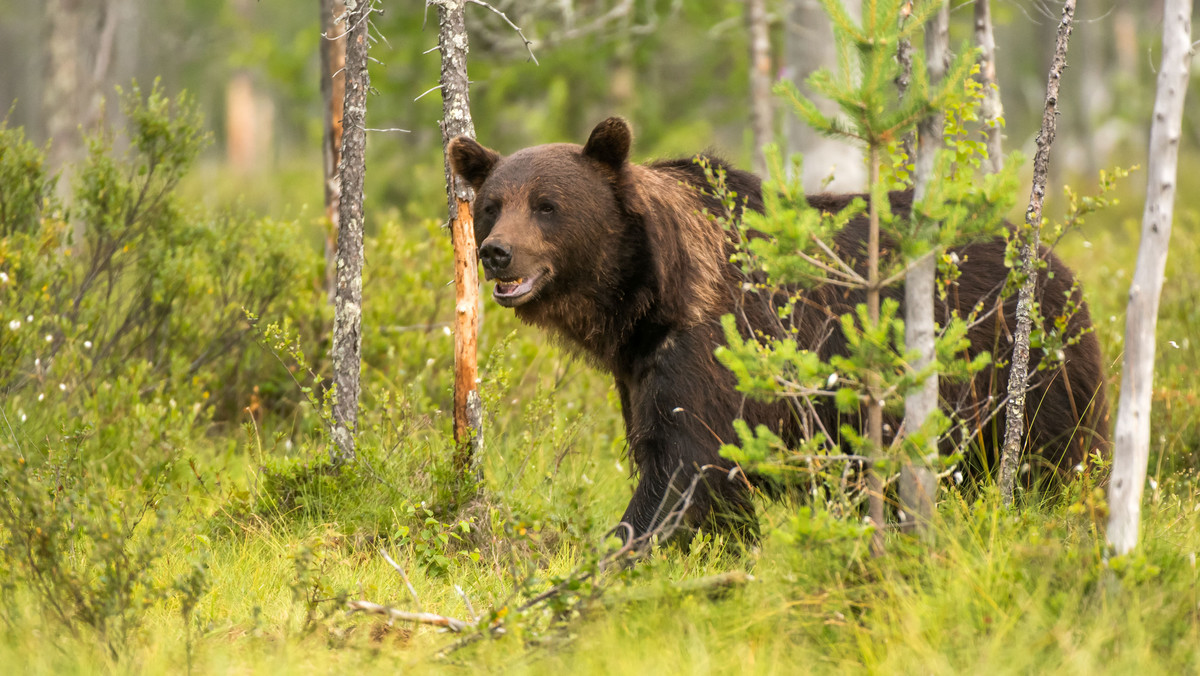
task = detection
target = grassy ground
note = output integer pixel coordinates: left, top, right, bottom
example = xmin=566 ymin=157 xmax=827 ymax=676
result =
xmin=3 ymin=139 xmax=1200 ymax=673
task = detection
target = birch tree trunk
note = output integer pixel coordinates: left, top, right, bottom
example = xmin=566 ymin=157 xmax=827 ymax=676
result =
xmin=899 ymin=0 xmax=949 ymax=539
xmin=320 ymin=0 xmax=348 ymax=304
xmin=1107 ymin=0 xmax=1192 ymax=556
xmin=974 ymin=0 xmax=1004 ymax=174
xmin=998 ymin=0 xmax=1076 ymax=506
xmin=784 ymin=0 xmax=864 ymax=192
xmin=330 ymin=0 xmax=372 ymax=465
xmin=746 ymin=0 xmax=772 ymax=177
xmin=435 ymin=0 xmax=484 ymax=482
xmin=44 ymin=0 xmax=120 ymax=229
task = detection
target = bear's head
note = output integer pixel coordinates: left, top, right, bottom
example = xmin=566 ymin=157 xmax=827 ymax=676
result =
xmin=447 ymin=118 xmax=730 ymax=357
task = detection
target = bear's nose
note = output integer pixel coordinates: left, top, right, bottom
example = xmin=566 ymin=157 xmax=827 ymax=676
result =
xmin=479 ymin=241 xmax=512 ymax=273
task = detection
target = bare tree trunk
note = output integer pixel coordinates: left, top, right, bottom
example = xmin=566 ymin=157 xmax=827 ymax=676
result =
xmin=974 ymin=0 xmax=1004 ymax=174
xmin=44 ymin=0 xmax=120 ymax=219
xmin=866 ymin=146 xmax=885 ymax=558
xmin=320 ymin=0 xmax=348 ymax=305
xmin=1108 ymin=0 xmax=1192 ymax=556
xmin=784 ymin=0 xmax=864 ymax=192
xmin=899 ymin=0 xmax=949 ymax=540
xmin=435 ymin=0 xmax=483 ymax=483
xmin=746 ymin=0 xmax=772 ymax=177
xmin=998 ymin=0 xmax=1076 ymax=506
xmin=330 ymin=0 xmax=372 ymax=465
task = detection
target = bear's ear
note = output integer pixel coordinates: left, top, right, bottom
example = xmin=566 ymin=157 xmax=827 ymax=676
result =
xmin=582 ymin=117 xmax=632 ymax=170
xmin=448 ymin=136 xmax=501 ymax=191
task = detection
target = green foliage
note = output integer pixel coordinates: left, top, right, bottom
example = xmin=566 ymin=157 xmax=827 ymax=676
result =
xmin=0 ymin=116 xmax=55 ymax=236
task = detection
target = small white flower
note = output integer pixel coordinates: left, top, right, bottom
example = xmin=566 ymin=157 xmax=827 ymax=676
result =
xmin=426 ymin=358 xmax=435 ymax=367
xmin=83 ymin=340 xmax=93 ymax=349
xmin=284 ymin=439 xmax=293 ymax=451
xmin=953 ymin=471 xmax=964 ymax=485
xmin=1169 ymin=341 xmax=1181 ymax=349
xmin=37 ymin=393 xmax=44 ymax=402
xmin=615 ymin=460 xmax=624 ymax=473
xmin=58 ymin=383 xmax=66 ymax=392
xmin=826 ymin=373 xmax=839 ymax=388
xmin=0 ymin=272 xmax=8 ymax=283
xmin=1082 ymin=240 xmax=1093 ymax=249
xmin=19 ymin=412 xmax=26 ymax=423
xmin=25 ymin=315 xmax=32 ymax=322
xmin=949 ymin=252 xmax=961 ymax=265
xmin=898 ymin=509 xmax=908 ymax=522
xmin=33 ymin=358 xmax=39 ymax=367
xmin=442 ymin=325 xmax=452 ymax=336
xmin=1019 ymin=462 xmax=1030 ymax=475
xmin=45 ymin=334 xmax=53 ymax=343
xmin=7 ymin=319 xmax=19 ymax=331
xmin=1074 ymin=463 xmax=1084 ymax=473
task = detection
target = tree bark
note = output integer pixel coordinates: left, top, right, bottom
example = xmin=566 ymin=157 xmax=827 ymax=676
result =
xmin=746 ymin=0 xmax=772 ymax=177
xmin=330 ymin=0 xmax=371 ymax=465
xmin=435 ymin=0 xmax=484 ymax=482
xmin=866 ymin=146 xmax=885 ymax=558
xmin=1108 ymin=0 xmax=1192 ymax=556
xmin=974 ymin=0 xmax=1004 ymax=174
xmin=784 ymin=0 xmax=865 ymax=192
xmin=899 ymin=1 xmax=949 ymax=540
xmin=44 ymin=0 xmax=120 ymax=217
xmin=320 ymin=0 xmax=348 ymax=304
xmin=998 ymin=0 xmax=1076 ymax=506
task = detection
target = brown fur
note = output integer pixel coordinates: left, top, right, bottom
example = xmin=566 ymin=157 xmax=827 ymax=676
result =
xmin=448 ymin=118 xmax=1109 ymax=539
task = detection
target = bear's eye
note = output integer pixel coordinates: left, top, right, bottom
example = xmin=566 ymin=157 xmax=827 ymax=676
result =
xmin=481 ymin=202 xmax=499 ymax=217
xmin=536 ymin=202 xmax=556 ymax=215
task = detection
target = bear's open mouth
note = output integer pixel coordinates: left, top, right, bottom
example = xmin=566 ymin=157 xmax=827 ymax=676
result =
xmin=493 ymin=270 xmax=545 ymax=305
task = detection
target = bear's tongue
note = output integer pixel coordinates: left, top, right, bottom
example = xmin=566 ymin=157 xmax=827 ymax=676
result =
xmin=494 ymin=277 xmax=534 ymax=298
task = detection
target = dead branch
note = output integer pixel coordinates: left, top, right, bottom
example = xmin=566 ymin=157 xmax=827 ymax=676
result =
xmin=998 ymin=0 xmax=1076 ymax=507
xmin=465 ymin=0 xmax=539 ymax=64
xmin=346 ymin=600 xmax=475 ymax=633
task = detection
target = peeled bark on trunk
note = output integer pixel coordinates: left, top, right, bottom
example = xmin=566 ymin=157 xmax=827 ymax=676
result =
xmin=320 ymin=0 xmax=348 ymax=304
xmin=1107 ymin=0 xmax=1192 ymax=556
xmin=974 ymin=0 xmax=1004 ymax=174
xmin=899 ymin=0 xmax=949 ymax=540
xmin=330 ymin=0 xmax=371 ymax=465
xmin=998 ymin=0 xmax=1076 ymax=506
xmin=435 ymin=0 xmax=484 ymax=482
xmin=746 ymin=0 xmax=772 ymax=177
xmin=866 ymin=147 xmax=885 ymax=558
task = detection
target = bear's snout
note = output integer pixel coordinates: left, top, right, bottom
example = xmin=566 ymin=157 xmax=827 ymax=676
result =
xmin=479 ymin=240 xmax=513 ymax=274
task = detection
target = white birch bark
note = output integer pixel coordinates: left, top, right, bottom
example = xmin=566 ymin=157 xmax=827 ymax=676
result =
xmin=1107 ymin=0 xmax=1192 ymax=556
xmin=899 ymin=0 xmax=949 ymax=539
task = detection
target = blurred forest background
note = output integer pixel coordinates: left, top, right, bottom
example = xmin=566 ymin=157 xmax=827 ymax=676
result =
xmin=3 ymin=0 xmax=1194 ymax=213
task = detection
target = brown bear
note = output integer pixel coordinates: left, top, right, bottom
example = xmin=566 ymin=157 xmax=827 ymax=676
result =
xmin=447 ymin=117 xmax=1108 ymax=539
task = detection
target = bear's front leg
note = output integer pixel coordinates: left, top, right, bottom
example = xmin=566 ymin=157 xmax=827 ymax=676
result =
xmin=614 ymin=335 xmax=759 ymax=541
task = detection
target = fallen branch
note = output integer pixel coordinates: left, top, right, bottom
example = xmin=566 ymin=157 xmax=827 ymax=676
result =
xmin=345 ymin=600 xmax=476 ymax=633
